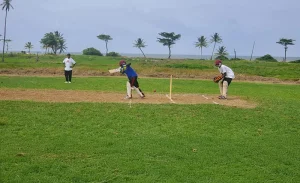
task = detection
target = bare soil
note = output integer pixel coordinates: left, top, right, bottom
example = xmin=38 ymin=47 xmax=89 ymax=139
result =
xmin=0 ymin=89 xmax=257 ymax=108
xmin=1 ymin=68 xmax=299 ymax=84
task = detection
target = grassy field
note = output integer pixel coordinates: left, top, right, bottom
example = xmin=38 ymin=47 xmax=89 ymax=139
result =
xmin=0 ymin=55 xmax=300 ymax=182
xmin=1 ymin=54 xmax=300 ymax=80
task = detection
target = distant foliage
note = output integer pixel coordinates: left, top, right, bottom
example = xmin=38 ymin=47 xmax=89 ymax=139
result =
xmin=165 ymin=63 xmax=210 ymax=70
xmin=106 ymin=52 xmax=120 ymax=57
xmin=230 ymin=58 xmax=243 ymax=61
xmin=215 ymin=55 xmax=229 ymax=60
xmin=256 ymin=54 xmax=277 ymax=62
xmin=290 ymin=60 xmax=300 ymax=63
xmin=82 ymin=47 xmax=103 ymax=56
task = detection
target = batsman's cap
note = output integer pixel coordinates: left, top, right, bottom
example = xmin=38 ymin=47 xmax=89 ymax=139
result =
xmin=215 ymin=59 xmax=222 ymax=66
xmin=67 ymin=53 xmax=71 ymax=56
xmin=119 ymin=60 xmax=126 ymax=66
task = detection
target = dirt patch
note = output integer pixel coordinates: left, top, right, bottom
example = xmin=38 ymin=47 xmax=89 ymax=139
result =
xmin=0 ymin=89 xmax=257 ymax=108
xmin=1 ymin=68 xmax=299 ymax=84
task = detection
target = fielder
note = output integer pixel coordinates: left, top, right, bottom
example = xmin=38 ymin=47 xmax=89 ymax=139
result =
xmin=214 ymin=60 xmax=235 ymax=99
xmin=119 ymin=60 xmax=145 ymax=99
xmin=63 ymin=53 xmax=76 ymax=83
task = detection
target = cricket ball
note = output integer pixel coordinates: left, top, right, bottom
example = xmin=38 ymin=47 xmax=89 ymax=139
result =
xmin=153 ymin=89 xmax=156 ymax=92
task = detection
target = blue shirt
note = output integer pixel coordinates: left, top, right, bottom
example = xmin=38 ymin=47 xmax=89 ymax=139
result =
xmin=120 ymin=63 xmax=137 ymax=78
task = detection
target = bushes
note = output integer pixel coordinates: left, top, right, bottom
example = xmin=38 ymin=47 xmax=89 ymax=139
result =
xmin=106 ymin=52 xmax=121 ymax=57
xmin=255 ymin=54 xmax=277 ymax=62
xmin=82 ymin=47 xmax=103 ymax=56
xmin=290 ymin=60 xmax=300 ymax=63
xmin=215 ymin=55 xmax=229 ymax=60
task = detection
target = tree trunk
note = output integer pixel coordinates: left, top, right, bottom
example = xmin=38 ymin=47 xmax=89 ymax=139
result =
xmin=139 ymin=48 xmax=146 ymax=58
xmin=105 ymin=41 xmax=108 ymax=55
xmin=2 ymin=10 xmax=8 ymax=62
xmin=200 ymin=47 xmax=203 ymax=60
xmin=168 ymin=46 xmax=171 ymax=59
xmin=284 ymin=47 xmax=287 ymax=62
xmin=234 ymin=49 xmax=236 ymax=59
xmin=210 ymin=42 xmax=216 ymax=60
xmin=250 ymin=41 xmax=255 ymax=61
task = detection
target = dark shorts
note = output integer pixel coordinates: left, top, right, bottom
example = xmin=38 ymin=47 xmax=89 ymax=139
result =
xmin=223 ymin=78 xmax=232 ymax=86
xmin=129 ymin=76 xmax=139 ymax=88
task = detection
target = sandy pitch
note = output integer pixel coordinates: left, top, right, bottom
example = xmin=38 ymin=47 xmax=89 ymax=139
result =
xmin=0 ymin=89 xmax=256 ymax=108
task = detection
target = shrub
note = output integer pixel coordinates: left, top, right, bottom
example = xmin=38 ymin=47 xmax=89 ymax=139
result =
xmin=106 ymin=51 xmax=120 ymax=57
xmin=230 ymin=58 xmax=243 ymax=61
xmin=290 ymin=60 xmax=300 ymax=63
xmin=215 ymin=55 xmax=229 ymax=60
xmin=255 ymin=54 xmax=277 ymax=62
xmin=83 ymin=47 xmax=103 ymax=56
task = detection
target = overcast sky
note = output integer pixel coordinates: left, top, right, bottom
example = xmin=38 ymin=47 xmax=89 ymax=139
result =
xmin=0 ymin=0 xmax=299 ymax=57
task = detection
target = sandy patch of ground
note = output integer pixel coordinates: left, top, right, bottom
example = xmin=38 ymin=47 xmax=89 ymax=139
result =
xmin=0 ymin=68 xmax=299 ymax=85
xmin=0 ymin=89 xmax=257 ymax=108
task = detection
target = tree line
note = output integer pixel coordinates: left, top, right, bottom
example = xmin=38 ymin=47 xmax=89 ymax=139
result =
xmin=0 ymin=0 xmax=297 ymax=62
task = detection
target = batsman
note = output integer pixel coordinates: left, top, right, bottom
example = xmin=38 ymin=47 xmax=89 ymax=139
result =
xmin=214 ymin=60 xmax=235 ymax=99
xmin=119 ymin=60 xmax=145 ymax=99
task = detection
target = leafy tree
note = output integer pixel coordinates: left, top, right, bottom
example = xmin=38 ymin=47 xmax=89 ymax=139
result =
xmin=106 ymin=51 xmax=120 ymax=57
xmin=1 ymin=0 xmax=14 ymax=62
xmin=256 ymin=54 xmax=277 ymax=62
xmin=82 ymin=47 xmax=103 ymax=56
xmin=97 ymin=34 xmax=112 ymax=55
xmin=157 ymin=32 xmax=181 ymax=59
xmin=40 ymin=31 xmax=66 ymax=55
xmin=195 ymin=36 xmax=208 ymax=59
xmin=133 ymin=38 xmax=147 ymax=58
xmin=210 ymin=33 xmax=222 ymax=60
xmin=24 ymin=42 xmax=33 ymax=54
xmin=276 ymin=38 xmax=295 ymax=62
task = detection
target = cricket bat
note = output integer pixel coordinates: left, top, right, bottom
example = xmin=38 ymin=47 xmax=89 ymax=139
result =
xmin=108 ymin=67 xmax=121 ymax=73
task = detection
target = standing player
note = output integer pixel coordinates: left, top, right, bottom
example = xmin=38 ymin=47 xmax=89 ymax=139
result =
xmin=215 ymin=60 xmax=235 ymax=99
xmin=119 ymin=60 xmax=145 ymax=99
xmin=63 ymin=53 xmax=76 ymax=83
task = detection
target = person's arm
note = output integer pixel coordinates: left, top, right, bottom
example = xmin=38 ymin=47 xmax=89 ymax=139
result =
xmin=71 ymin=59 xmax=76 ymax=68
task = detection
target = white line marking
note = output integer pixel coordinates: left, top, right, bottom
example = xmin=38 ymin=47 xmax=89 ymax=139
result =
xmin=202 ymin=95 xmax=209 ymax=99
xmin=166 ymin=94 xmax=176 ymax=103
xmin=129 ymin=99 xmax=132 ymax=108
xmin=212 ymin=101 xmax=219 ymax=105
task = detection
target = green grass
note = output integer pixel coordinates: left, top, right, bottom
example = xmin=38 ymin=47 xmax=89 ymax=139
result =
xmin=1 ymin=76 xmax=300 ymax=182
xmin=1 ymin=54 xmax=299 ymax=80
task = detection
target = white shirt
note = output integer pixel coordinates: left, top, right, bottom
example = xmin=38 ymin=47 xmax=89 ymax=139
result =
xmin=218 ymin=64 xmax=235 ymax=79
xmin=63 ymin=57 xmax=76 ymax=71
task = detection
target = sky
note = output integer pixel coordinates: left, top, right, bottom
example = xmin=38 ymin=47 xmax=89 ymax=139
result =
xmin=0 ymin=0 xmax=299 ymax=58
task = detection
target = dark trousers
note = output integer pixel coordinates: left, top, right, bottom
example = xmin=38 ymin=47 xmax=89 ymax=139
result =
xmin=65 ymin=70 xmax=72 ymax=82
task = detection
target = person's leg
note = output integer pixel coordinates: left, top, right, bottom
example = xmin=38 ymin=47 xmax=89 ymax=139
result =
xmin=125 ymin=81 xmax=132 ymax=99
xmin=132 ymin=77 xmax=145 ymax=98
xmin=221 ymin=78 xmax=232 ymax=99
xmin=222 ymin=81 xmax=228 ymax=98
xmin=64 ymin=70 xmax=68 ymax=83
xmin=218 ymin=81 xmax=223 ymax=97
xmin=69 ymin=70 xmax=72 ymax=83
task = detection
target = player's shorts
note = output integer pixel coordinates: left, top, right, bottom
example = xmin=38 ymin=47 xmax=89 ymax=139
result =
xmin=128 ymin=76 xmax=139 ymax=88
xmin=223 ymin=78 xmax=233 ymax=85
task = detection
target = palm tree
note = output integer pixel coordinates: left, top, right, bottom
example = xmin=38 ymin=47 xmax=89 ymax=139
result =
xmin=1 ymin=0 xmax=14 ymax=62
xmin=195 ymin=36 xmax=208 ymax=59
xmin=276 ymin=38 xmax=295 ymax=62
xmin=215 ymin=46 xmax=228 ymax=59
xmin=133 ymin=38 xmax=147 ymax=58
xmin=24 ymin=42 xmax=33 ymax=54
xmin=210 ymin=33 xmax=222 ymax=60
xmin=97 ymin=34 xmax=113 ymax=55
